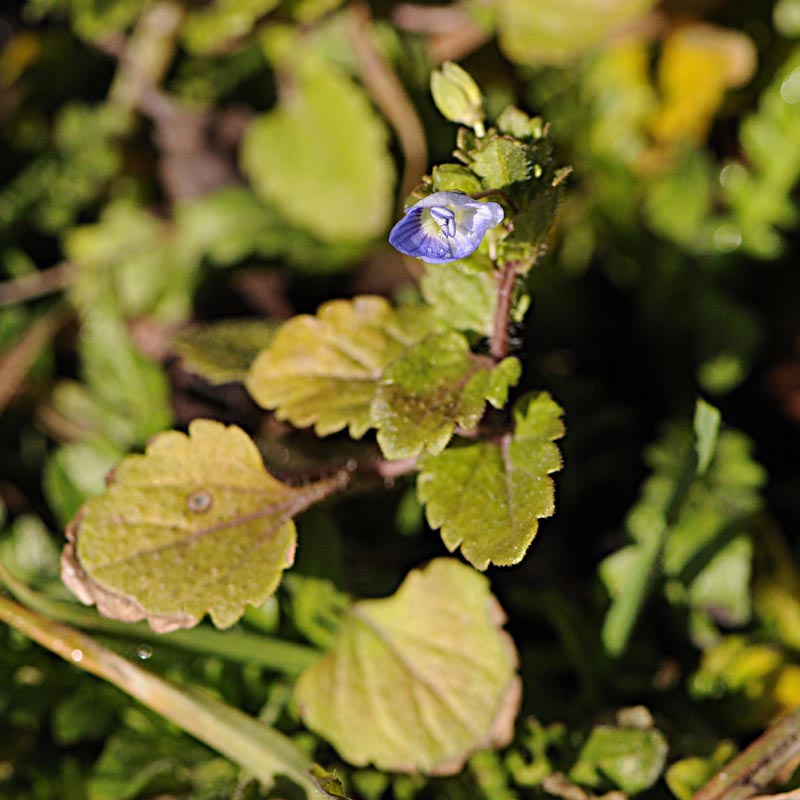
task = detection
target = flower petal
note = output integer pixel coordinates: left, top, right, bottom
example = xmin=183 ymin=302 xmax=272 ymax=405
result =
xmin=389 ymin=192 xmax=505 ymax=264
xmin=389 ymin=208 xmax=456 ymax=263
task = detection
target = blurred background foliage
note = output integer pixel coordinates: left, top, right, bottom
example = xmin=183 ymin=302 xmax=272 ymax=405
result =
xmin=2 ymin=0 xmax=800 ymax=798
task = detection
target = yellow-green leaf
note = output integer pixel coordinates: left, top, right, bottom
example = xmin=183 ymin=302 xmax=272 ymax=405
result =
xmin=417 ymin=392 xmax=564 ymax=569
xmin=372 ymin=332 xmax=521 ymax=460
xmin=246 ymin=296 xmax=443 ymax=438
xmin=420 ymin=257 xmax=497 ymax=337
xmin=240 ymin=58 xmax=394 ymax=243
xmin=494 ymin=0 xmax=656 ymax=67
xmin=294 ymin=559 xmax=521 ymax=775
xmin=62 ymin=420 xmax=346 ymax=632
xmin=172 ymin=319 xmax=276 ymax=385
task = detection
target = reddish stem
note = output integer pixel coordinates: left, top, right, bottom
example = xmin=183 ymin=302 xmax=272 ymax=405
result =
xmin=490 ymin=262 xmax=518 ymax=361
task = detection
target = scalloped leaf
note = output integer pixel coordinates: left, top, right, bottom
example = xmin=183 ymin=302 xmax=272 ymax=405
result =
xmin=417 ymin=392 xmax=564 ymax=570
xmin=371 ymin=333 xmax=521 ymax=460
xmin=294 ymin=558 xmax=521 ymax=775
xmin=172 ymin=319 xmax=276 ymax=385
xmin=61 ymin=420 xmax=346 ymax=632
xmin=245 ymin=296 xmax=442 ymax=438
xmin=469 ymin=136 xmax=531 ymax=188
xmin=420 ymin=256 xmax=497 ymax=336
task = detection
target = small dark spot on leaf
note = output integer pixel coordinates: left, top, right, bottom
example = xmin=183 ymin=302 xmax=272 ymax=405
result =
xmin=187 ymin=490 xmax=214 ymax=513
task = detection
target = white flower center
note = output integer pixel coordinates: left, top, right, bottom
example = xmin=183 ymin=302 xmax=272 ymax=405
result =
xmin=429 ymin=206 xmax=457 ymax=238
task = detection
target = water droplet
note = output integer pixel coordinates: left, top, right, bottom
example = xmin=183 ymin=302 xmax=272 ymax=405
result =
xmin=719 ymin=162 xmax=746 ymax=191
xmin=70 ymin=649 xmax=83 ymax=663
xmin=714 ymin=223 xmax=742 ymax=252
xmin=345 ymin=458 xmax=358 ymax=472
xmin=187 ymin=490 xmax=213 ymax=513
xmin=137 ymin=644 xmax=153 ymax=660
xmin=781 ymin=68 xmax=800 ymax=103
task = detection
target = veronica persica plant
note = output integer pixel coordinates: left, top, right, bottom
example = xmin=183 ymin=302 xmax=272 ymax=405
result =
xmin=389 ymin=191 xmax=504 ymax=264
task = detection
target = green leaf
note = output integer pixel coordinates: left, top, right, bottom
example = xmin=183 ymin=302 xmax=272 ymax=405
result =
xmin=294 ymin=558 xmax=521 ymax=774
xmin=694 ymin=398 xmax=721 ymax=476
xmin=88 ymin=727 xmax=225 ymax=800
xmin=420 ymin=256 xmax=497 ymax=336
xmin=52 ymin=683 xmax=123 ymax=745
xmin=175 ymin=187 xmax=283 ymax=267
xmin=665 ymin=743 xmax=737 ymax=800
xmin=62 ymin=419 xmax=347 ymax=631
xmin=494 ymin=0 xmax=656 ymax=67
xmin=240 ymin=57 xmax=394 ymax=243
xmin=496 ymin=106 xmax=544 ymax=140
xmin=44 ymin=440 xmax=122 ymax=527
xmin=246 ymin=296 xmax=442 ymax=438
xmin=469 ymin=136 xmax=531 ymax=188
xmin=723 ymin=46 xmax=800 ymax=257
xmin=601 ymin=421 xmax=765 ymax=654
xmin=67 ymin=200 xmax=199 ymax=323
xmin=417 ymin=392 xmax=565 ymax=569
xmin=431 ymin=164 xmax=484 ymax=195
xmin=172 ymin=319 xmax=276 ymax=385
xmin=569 ymin=722 xmax=668 ymax=794
xmin=182 ymin=0 xmax=281 ymax=55
xmin=372 ymin=332 xmax=521 ymax=460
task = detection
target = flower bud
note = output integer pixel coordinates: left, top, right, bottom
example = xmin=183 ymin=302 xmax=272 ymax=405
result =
xmin=430 ymin=62 xmax=486 ymax=135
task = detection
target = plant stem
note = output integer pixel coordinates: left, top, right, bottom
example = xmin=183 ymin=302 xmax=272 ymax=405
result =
xmin=0 ymin=303 xmax=71 ymax=413
xmin=0 ymin=564 xmax=320 ymax=675
xmin=695 ymin=708 xmax=800 ymax=800
xmin=490 ymin=262 xmax=518 ymax=361
xmin=348 ymin=1 xmax=428 ymax=208
xmin=0 ymin=262 xmax=73 ymax=307
xmin=0 ymin=595 xmax=324 ymax=796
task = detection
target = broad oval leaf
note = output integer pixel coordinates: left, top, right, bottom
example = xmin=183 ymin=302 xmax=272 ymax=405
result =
xmin=371 ymin=332 xmax=522 ymax=460
xmin=240 ymin=59 xmax=394 ymax=243
xmin=61 ymin=419 xmax=347 ymax=632
xmin=417 ymin=392 xmax=564 ymax=569
xmin=494 ymin=0 xmax=656 ymax=67
xmin=246 ymin=296 xmax=442 ymax=438
xmin=294 ymin=558 xmax=521 ymax=775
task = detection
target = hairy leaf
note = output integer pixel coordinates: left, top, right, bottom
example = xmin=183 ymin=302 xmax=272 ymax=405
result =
xmin=246 ymin=296 xmax=442 ymax=438
xmin=294 ymin=559 xmax=521 ymax=774
xmin=240 ymin=58 xmax=394 ymax=242
xmin=62 ymin=420 xmax=346 ymax=631
xmin=372 ymin=333 xmax=521 ymax=460
xmin=469 ymin=136 xmax=531 ymax=188
xmin=417 ymin=392 xmax=564 ymax=569
xmin=420 ymin=256 xmax=497 ymax=336
xmin=172 ymin=319 xmax=276 ymax=385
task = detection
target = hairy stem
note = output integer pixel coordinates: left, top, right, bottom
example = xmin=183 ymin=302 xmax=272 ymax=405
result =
xmin=0 ymin=303 xmax=71 ymax=413
xmin=695 ymin=708 xmax=800 ymax=800
xmin=490 ymin=262 xmax=518 ymax=361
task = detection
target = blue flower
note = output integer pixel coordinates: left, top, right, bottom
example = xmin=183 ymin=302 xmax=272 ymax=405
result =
xmin=388 ymin=191 xmax=504 ymax=264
